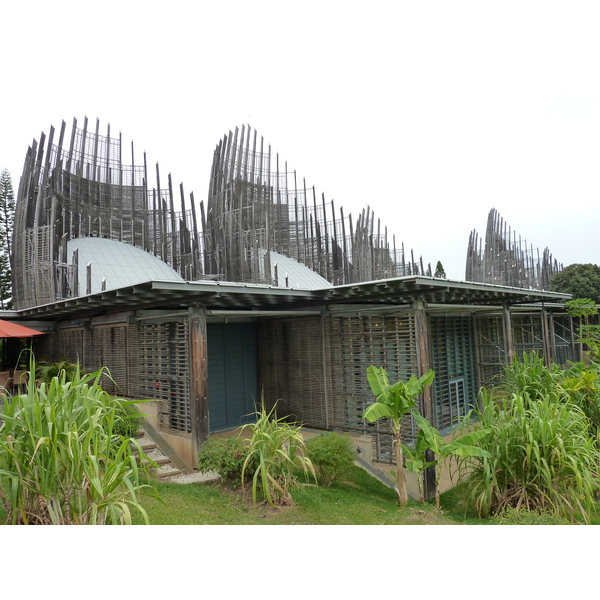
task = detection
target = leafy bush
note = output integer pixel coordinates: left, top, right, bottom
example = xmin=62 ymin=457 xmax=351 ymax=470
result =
xmin=112 ymin=399 xmax=143 ymax=438
xmin=305 ymin=433 xmax=356 ymax=486
xmin=490 ymin=506 xmax=571 ymax=525
xmin=559 ymin=361 xmax=600 ymax=435
xmin=35 ymin=359 xmax=80 ymax=385
xmin=198 ymin=436 xmax=256 ymax=487
xmin=241 ymin=402 xmax=316 ymax=506
xmin=457 ymin=389 xmax=600 ymax=523
xmin=0 ymin=362 xmax=156 ymax=524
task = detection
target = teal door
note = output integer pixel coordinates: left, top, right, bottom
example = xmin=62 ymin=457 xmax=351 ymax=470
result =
xmin=207 ymin=322 xmax=258 ymax=431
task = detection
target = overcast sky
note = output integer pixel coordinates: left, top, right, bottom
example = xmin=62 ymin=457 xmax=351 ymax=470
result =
xmin=2 ymin=1 xmax=600 ymax=280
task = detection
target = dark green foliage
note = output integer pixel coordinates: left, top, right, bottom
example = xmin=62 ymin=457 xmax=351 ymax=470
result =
xmin=36 ymin=359 xmax=80 ymax=385
xmin=198 ymin=436 xmax=255 ymax=487
xmin=434 ymin=260 xmax=446 ymax=278
xmin=550 ymin=263 xmax=600 ymax=303
xmin=305 ymin=432 xmax=356 ymax=486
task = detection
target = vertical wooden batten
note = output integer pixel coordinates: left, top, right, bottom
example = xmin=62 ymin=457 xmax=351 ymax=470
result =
xmin=414 ymin=299 xmax=436 ymax=500
xmin=189 ymin=307 xmax=209 ymax=459
xmin=502 ymin=305 xmax=515 ymax=364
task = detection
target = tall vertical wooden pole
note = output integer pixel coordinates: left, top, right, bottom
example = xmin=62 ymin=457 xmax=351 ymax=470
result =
xmin=189 ymin=307 xmax=209 ymax=460
xmin=414 ymin=299 xmax=435 ymax=499
xmin=541 ymin=307 xmax=552 ymax=364
xmin=503 ymin=305 xmax=514 ymax=364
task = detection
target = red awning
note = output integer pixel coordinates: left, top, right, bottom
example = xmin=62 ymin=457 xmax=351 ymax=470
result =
xmin=0 ymin=319 xmax=45 ymax=338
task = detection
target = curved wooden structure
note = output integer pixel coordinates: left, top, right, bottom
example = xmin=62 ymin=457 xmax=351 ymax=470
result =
xmin=13 ymin=117 xmax=202 ymax=310
xmin=204 ymin=125 xmax=426 ymax=286
xmin=465 ymin=208 xmax=562 ymax=289
xmin=14 ymin=120 xmax=428 ymax=310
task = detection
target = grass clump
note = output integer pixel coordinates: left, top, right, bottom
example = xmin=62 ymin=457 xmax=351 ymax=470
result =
xmin=0 ymin=361 xmax=156 ymax=525
xmin=241 ymin=402 xmax=316 ymax=506
xmin=457 ymin=388 xmax=600 ymax=523
xmin=305 ymin=432 xmax=356 ymax=486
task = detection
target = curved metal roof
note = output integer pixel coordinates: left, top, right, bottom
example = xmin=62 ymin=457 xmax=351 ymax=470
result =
xmin=67 ymin=237 xmax=183 ymax=295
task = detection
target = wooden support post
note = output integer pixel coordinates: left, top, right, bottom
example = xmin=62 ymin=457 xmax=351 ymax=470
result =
xmin=541 ymin=308 xmax=552 ymax=364
xmin=414 ymin=299 xmax=435 ymax=500
xmin=503 ymin=305 xmax=514 ymax=364
xmin=189 ymin=307 xmax=209 ymax=460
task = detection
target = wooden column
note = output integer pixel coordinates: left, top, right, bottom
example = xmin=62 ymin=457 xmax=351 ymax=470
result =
xmin=541 ymin=308 xmax=552 ymax=364
xmin=189 ymin=307 xmax=209 ymax=460
xmin=502 ymin=305 xmax=514 ymax=364
xmin=414 ymin=299 xmax=435 ymax=499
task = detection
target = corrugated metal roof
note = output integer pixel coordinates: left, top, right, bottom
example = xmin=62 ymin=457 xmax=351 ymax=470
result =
xmin=67 ymin=237 xmax=183 ymax=295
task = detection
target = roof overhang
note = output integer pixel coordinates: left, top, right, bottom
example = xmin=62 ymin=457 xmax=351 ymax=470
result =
xmin=13 ymin=276 xmax=571 ymax=321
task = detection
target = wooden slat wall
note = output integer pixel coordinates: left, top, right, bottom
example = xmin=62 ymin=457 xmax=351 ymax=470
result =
xmin=430 ymin=316 xmax=478 ymax=430
xmin=326 ymin=314 xmax=418 ymax=462
xmin=34 ymin=320 xmax=192 ymax=435
xmin=258 ymin=317 xmax=328 ymax=428
xmin=137 ymin=321 xmax=191 ymax=434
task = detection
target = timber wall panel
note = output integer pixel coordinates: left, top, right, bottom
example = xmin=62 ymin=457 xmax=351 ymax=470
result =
xmin=258 ymin=317 xmax=327 ymax=428
xmin=325 ymin=313 xmax=418 ymax=463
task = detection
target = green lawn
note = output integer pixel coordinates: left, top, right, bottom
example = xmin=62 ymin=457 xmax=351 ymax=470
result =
xmin=1 ymin=465 xmax=589 ymax=525
xmin=130 ymin=466 xmax=482 ymax=525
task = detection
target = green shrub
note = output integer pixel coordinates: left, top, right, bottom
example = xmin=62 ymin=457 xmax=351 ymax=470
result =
xmin=559 ymin=361 xmax=600 ymax=436
xmin=198 ymin=436 xmax=255 ymax=487
xmin=35 ymin=359 xmax=80 ymax=385
xmin=490 ymin=506 xmax=571 ymax=525
xmin=241 ymin=402 xmax=316 ymax=506
xmin=457 ymin=389 xmax=600 ymax=523
xmin=112 ymin=399 xmax=143 ymax=439
xmin=305 ymin=433 xmax=356 ymax=486
xmin=0 ymin=361 xmax=156 ymax=524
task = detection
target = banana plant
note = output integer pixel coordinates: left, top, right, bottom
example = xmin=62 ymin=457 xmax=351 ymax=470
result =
xmin=407 ymin=411 xmax=491 ymax=508
xmin=363 ymin=366 xmax=435 ymax=505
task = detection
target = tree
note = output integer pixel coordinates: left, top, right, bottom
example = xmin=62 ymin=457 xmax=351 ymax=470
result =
xmin=434 ymin=261 xmax=446 ymax=278
xmin=403 ymin=412 xmax=490 ymax=509
xmin=550 ymin=264 xmax=600 ymax=304
xmin=0 ymin=168 xmax=15 ymax=309
xmin=363 ymin=366 xmax=435 ymax=505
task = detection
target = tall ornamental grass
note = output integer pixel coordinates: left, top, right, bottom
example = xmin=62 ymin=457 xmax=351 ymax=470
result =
xmin=0 ymin=363 xmax=156 ymax=525
xmin=458 ymin=389 xmax=600 ymax=523
xmin=241 ymin=402 xmax=315 ymax=506
xmin=497 ymin=351 xmax=560 ymax=401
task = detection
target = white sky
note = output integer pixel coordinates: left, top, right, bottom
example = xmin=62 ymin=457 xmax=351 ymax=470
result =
xmin=2 ymin=1 xmax=600 ymax=280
